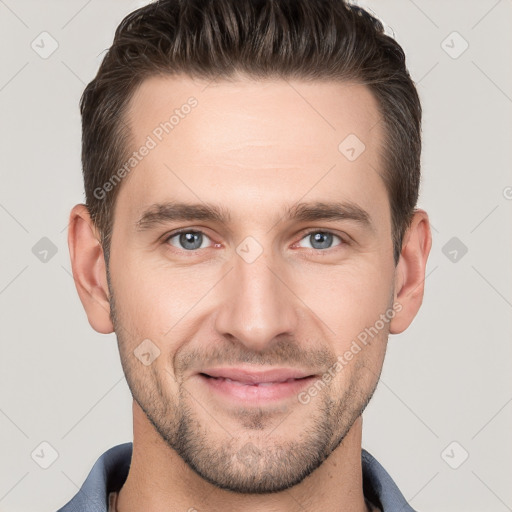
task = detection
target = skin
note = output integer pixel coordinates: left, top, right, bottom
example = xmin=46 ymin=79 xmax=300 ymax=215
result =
xmin=68 ymin=75 xmax=431 ymax=512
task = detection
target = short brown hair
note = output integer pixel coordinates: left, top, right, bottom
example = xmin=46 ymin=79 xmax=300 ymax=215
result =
xmin=80 ymin=0 xmax=422 ymax=265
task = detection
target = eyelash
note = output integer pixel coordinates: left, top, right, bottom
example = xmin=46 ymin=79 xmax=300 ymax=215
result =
xmin=162 ymin=228 xmax=349 ymax=254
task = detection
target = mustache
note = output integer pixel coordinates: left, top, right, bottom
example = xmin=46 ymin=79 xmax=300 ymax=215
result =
xmin=174 ymin=339 xmax=336 ymax=376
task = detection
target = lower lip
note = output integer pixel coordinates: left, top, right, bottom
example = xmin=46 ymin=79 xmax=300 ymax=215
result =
xmin=198 ymin=374 xmax=316 ymax=403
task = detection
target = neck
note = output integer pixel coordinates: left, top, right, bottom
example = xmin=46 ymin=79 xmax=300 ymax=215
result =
xmin=116 ymin=401 xmax=372 ymax=512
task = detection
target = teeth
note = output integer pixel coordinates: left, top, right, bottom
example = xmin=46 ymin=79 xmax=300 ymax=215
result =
xmin=224 ymin=378 xmax=245 ymax=386
xmin=215 ymin=377 xmax=298 ymax=386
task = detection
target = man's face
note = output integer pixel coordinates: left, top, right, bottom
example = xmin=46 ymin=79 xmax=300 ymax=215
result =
xmin=108 ymin=75 xmax=396 ymax=493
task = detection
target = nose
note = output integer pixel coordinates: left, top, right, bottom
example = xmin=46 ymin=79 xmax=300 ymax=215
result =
xmin=214 ymin=249 xmax=299 ymax=352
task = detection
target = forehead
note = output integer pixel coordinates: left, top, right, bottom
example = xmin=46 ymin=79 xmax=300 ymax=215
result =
xmin=117 ymin=74 xmax=388 ymax=230
xmin=126 ymin=74 xmax=382 ymax=157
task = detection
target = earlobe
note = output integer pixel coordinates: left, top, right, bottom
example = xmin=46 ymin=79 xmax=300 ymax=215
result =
xmin=68 ymin=204 xmax=114 ymax=334
xmin=389 ymin=209 xmax=432 ymax=335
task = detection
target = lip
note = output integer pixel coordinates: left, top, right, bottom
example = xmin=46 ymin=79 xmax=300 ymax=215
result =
xmin=199 ymin=367 xmax=316 ymax=384
xmin=197 ymin=367 xmax=318 ymax=403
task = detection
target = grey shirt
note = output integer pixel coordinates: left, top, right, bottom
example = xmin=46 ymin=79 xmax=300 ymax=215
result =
xmin=56 ymin=442 xmax=416 ymax=511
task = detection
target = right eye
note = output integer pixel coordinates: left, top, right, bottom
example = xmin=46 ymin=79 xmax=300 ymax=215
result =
xmin=165 ymin=230 xmax=214 ymax=251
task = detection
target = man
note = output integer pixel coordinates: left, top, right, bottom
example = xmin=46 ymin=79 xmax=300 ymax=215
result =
xmin=59 ymin=0 xmax=431 ymax=510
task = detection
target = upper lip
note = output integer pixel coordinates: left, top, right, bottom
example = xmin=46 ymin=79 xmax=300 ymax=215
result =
xmin=199 ymin=367 xmax=316 ymax=384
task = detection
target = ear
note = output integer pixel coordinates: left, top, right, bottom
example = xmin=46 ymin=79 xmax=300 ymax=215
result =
xmin=68 ymin=204 xmax=114 ymax=334
xmin=389 ymin=209 xmax=432 ymax=334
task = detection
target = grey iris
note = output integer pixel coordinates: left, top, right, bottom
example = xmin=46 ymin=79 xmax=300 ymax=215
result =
xmin=310 ymin=232 xmax=333 ymax=250
xmin=180 ymin=232 xmax=203 ymax=250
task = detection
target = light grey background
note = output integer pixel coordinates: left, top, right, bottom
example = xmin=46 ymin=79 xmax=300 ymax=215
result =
xmin=0 ymin=1 xmax=511 ymax=511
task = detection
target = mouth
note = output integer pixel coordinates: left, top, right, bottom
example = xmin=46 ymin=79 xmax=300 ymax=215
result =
xmin=197 ymin=368 xmax=318 ymax=403
xmin=198 ymin=366 xmax=317 ymax=384
xmin=200 ymin=374 xmax=312 ymax=386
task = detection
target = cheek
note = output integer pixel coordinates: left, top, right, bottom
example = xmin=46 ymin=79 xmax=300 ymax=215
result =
xmin=110 ymin=259 xmax=221 ymax=360
xmin=293 ymin=260 xmax=392 ymax=393
xmin=295 ymin=260 xmax=394 ymax=340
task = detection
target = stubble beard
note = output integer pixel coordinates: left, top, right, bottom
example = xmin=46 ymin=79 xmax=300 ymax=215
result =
xmin=107 ymin=275 xmax=385 ymax=494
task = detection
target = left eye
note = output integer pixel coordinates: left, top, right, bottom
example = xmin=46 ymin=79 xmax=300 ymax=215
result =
xmin=297 ymin=231 xmax=343 ymax=250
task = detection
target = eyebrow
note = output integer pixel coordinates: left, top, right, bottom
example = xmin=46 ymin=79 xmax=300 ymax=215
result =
xmin=135 ymin=200 xmax=374 ymax=233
